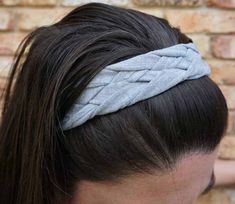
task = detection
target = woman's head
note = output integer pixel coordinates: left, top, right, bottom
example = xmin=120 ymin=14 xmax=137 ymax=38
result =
xmin=0 ymin=2 xmax=228 ymax=204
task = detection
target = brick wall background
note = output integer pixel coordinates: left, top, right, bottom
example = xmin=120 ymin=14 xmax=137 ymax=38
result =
xmin=0 ymin=0 xmax=234 ymax=203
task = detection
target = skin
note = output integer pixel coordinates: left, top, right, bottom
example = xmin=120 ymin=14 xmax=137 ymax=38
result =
xmin=70 ymin=149 xmax=218 ymax=204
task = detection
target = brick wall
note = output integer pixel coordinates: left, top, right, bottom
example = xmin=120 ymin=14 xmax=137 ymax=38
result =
xmin=0 ymin=0 xmax=234 ymax=203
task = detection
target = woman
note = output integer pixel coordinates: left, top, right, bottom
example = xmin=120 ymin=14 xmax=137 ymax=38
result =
xmin=0 ymin=2 xmax=229 ymax=204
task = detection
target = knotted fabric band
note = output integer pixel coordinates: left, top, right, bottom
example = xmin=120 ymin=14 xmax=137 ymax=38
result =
xmin=61 ymin=43 xmax=211 ymax=130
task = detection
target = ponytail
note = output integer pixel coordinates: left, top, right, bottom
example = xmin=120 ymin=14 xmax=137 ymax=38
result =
xmin=0 ymin=27 xmax=72 ymax=204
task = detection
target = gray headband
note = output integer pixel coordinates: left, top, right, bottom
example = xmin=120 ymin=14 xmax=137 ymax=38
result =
xmin=61 ymin=43 xmax=211 ymax=130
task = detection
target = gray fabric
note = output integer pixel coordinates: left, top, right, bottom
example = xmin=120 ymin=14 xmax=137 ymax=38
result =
xmin=61 ymin=43 xmax=211 ymax=130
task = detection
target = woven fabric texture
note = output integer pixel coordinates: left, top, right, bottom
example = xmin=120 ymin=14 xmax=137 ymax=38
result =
xmin=61 ymin=43 xmax=211 ymax=130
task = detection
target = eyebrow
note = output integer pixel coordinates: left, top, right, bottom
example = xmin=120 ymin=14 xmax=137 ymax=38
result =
xmin=201 ymin=170 xmax=215 ymax=195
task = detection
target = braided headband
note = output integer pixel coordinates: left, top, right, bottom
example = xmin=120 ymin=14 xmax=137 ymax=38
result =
xmin=61 ymin=43 xmax=211 ymax=130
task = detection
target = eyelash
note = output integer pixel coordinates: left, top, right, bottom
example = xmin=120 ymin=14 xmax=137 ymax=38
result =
xmin=201 ymin=172 xmax=215 ymax=195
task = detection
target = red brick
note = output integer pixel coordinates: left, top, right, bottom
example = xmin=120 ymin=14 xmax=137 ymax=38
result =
xmin=208 ymin=60 xmax=235 ymax=85
xmin=211 ymin=36 xmax=235 ymax=59
xmin=207 ymin=0 xmax=235 ymax=8
xmin=20 ymin=0 xmax=56 ymax=6
xmin=133 ymin=7 xmax=164 ymax=18
xmin=218 ymin=136 xmax=235 ymax=159
xmin=0 ymin=0 xmax=56 ymax=5
xmin=132 ymin=0 xmax=203 ymax=6
xmin=219 ymin=86 xmax=235 ymax=110
xmin=0 ymin=57 xmax=13 ymax=78
xmin=165 ymin=10 xmax=235 ymax=33
xmin=17 ymin=8 xmax=71 ymax=31
xmin=0 ymin=0 xmax=20 ymax=5
xmin=62 ymin=0 xmax=129 ymax=7
xmin=0 ymin=10 xmax=15 ymax=31
xmin=0 ymin=33 xmax=26 ymax=55
xmin=227 ymin=111 xmax=235 ymax=135
xmin=188 ymin=35 xmax=210 ymax=58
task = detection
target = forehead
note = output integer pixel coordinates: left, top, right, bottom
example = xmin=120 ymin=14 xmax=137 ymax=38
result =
xmin=72 ymin=151 xmax=218 ymax=204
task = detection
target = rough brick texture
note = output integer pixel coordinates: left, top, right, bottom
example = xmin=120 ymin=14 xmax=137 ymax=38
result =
xmin=209 ymin=60 xmax=235 ymax=85
xmin=165 ymin=10 xmax=235 ymax=33
xmin=17 ymin=9 xmax=71 ymax=30
xmin=0 ymin=56 xmax=13 ymax=78
xmin=132 ymin=0 xmax=203 ymax=6
xmin=218 ymin=136 xmax=235 ymax=159
xmin=0 ymin=0 xmax=20 ymax=6
xmin=227 ymin=111 xmax=235 ymax=135
xmin=20 ymin=0 xmax=57 ymax=6
xmin=0 ymin=33 xmax=26 ymax=55
xmin=0 ymin=1 xmax=235 ymax=204
xmin=219 ymin=86 xmax=235 ymax=110
xmin=0 ymin=0 xmax=56 ymax=5
xmin=212 ymin=36 xmax=235 ymax=59
xmin=62 ymin=0 xmax=129 ymax=7
xmin=207 ymin=0 xmax=235 ymax=8
xmin=0 ymin=10 xmax=15 ymax=30
xmin=188 ymin=35 xmax=210 ymax=58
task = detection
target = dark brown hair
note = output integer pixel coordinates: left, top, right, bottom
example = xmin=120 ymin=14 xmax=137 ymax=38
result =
xmin=0 ymin=3 xmax=228 ymax=204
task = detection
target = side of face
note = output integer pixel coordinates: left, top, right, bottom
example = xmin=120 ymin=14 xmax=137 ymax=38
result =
xmin=70 ymin=149 xmax=218 ymax=204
